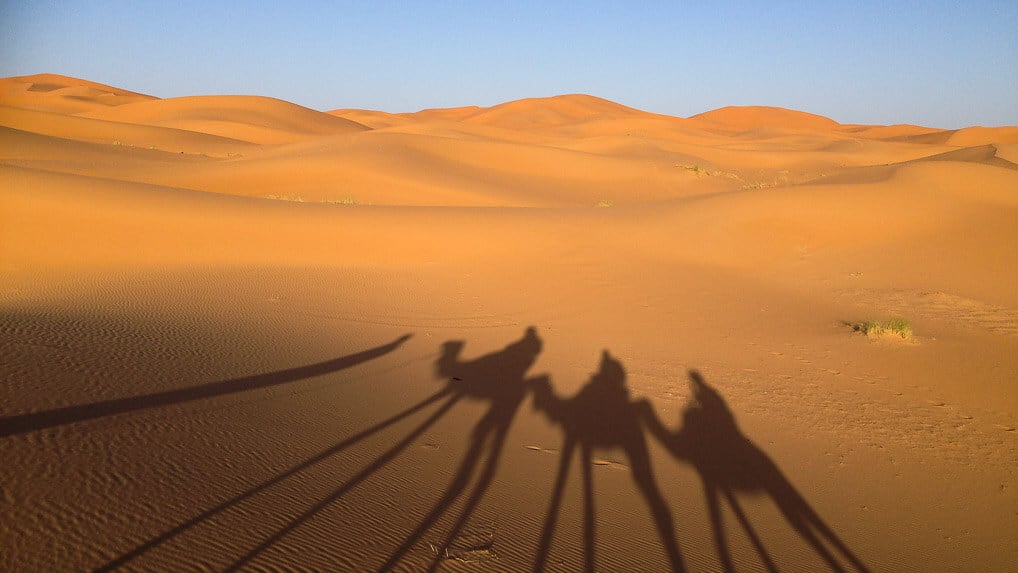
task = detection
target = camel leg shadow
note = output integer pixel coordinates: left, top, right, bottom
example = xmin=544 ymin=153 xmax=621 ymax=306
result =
xmin=626 ymin=439 xmax=686 ymax=572
xmin=223 ymin=392 xmax=463 ymax=572
xmin=532 ymin=351 xmax=686 ymax=573
xmin=378 ymin=327 xmax=544 ymax=572
xmin=376 ymin=410 xmax=510 ymax=573
xmin=97 ymin=387 xmax=454 ymax=571
xmin=532 ymin=438 xmax=576 ymax=573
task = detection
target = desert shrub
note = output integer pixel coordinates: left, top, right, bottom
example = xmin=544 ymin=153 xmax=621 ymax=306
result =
xmin=850 ymin=318 xmax=913 ymax=340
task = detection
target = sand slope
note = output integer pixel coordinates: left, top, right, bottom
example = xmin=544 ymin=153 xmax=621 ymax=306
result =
xmin=2 ymin=75 xmax=1017 ymax=572
xmin=691 ymin=105 xmax=842 ymax=132
xmin=0 ymin=73 xmax=156 ymax=114
xmin=80 ymin=95 xmax=370 ymax=144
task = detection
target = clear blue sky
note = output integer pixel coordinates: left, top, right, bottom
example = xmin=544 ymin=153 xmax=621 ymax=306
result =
xmin=2 ymin=1 xmax=1015 ymax=128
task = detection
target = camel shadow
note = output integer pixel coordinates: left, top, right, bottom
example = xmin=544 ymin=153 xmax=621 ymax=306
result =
xmin=94 ymin=334 xmax=871 ymax=573
xmin=530 ymin=350 xmax=686 ymax=573
xmin=640 ymin=370 xmax=871 ymax=573
xmin=100 ymin=328 xmax=544 ymax=572
xmin=378 ymin=326 xmax=547 ymax=572
xmin=225 ymin=328 xmax=546 ymax=572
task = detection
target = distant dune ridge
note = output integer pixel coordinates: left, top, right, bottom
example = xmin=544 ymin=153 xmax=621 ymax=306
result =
xmin=2 ymin=73 xmax=1017 ymax=572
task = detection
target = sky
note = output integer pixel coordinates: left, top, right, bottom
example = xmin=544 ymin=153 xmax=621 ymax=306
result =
xmin=1 ymin=1 xmax=1016 ymax=128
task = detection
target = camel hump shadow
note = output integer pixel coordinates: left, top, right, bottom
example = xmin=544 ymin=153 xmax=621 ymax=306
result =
xmin=534 ymin=350 xmax=643 ymax=445
xmin=437 ymin=326 xmax=544 ymax=402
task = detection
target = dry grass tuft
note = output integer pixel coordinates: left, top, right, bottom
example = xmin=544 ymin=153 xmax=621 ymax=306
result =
xmin=847 ymin=318 xmax=913 ymax=341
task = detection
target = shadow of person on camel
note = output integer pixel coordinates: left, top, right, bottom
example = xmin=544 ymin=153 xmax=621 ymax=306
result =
xmin=226 ymin=327 xmax=546 ymax=573
xmin=639 ymin=370 xmax=871 ymax=573
xmin=531 ymin=350 xmax=686 ymax=573
xmin=379 ymin=326 xmax=549 ymax=572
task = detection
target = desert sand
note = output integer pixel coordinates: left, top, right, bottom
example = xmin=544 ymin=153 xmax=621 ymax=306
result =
xmin=2 ymin=73 xmax=1017 ymax=572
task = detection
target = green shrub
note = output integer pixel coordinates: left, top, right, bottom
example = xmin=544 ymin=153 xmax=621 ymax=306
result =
xmin=850 ymin=318 xmax=913 ymax=340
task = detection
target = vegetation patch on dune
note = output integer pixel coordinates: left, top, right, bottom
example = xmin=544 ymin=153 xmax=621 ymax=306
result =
xmin=846 ymin=318 xmax=914 ymax=341
xmin=264 ymin=194 xmax=360 ymax=205
xmin=681 ymin=163 xmax=715 ymax=176
xmin=323 ymin=196 xmax=360 ymax=205
xmin=264 ymin=193 xmax=307 ymax=202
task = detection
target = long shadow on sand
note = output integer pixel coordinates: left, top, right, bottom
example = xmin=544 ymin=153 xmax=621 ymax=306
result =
xmin=530 ymin=350 xmax=686 ymax=573
xmin=219 ymin=327 xmax=545 ymax=572
xmin=375 ymin=326 xmax=547 ymax=572
xmin=640 ymin=370 xmax=871 ymax=573
xmin=0 ymin=334 xmax=412 ymax=438
xmin=96 ymin=332 xmax=871 ymax=572
xmin=97 ymin=328 xmax=542 ymax=571
xmin=97 ymin=366 xmax=450 ymax=571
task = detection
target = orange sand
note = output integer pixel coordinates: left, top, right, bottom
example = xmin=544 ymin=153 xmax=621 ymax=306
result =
xmin=2 ymin=73 xmax=1017 ymax=572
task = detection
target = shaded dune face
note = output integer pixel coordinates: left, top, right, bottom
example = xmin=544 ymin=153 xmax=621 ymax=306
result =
xmin=2 ymin=74 xmax=1017 ymax=573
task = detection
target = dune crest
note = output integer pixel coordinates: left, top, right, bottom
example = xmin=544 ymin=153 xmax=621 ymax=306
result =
xmin=459 ymin=94 xmax=650 ymax=129
xmin=691 ymin=105 xmax=842 ymax=132
xmin=80 ymin=95 xmax=369 ymax=144
xmin=0 ymin=73 xmax=156 ymax=114
xmin=946 ymin=125 xmax=1018 ymax=146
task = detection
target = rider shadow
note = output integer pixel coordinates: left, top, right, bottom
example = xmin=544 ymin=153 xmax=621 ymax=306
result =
xmin=530 ymin=350 xmax=686 ymax=573
xmin=641 ymin=370 xmax=871 ymax=573
xmin=378 ymin=326 xmax=547 ymax=572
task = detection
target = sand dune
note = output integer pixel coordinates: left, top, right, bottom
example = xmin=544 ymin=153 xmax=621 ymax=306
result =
xmin=839 ymin=123 xmax=946 ymax=141
xmin=456 ymin=94 xmax=649 ymax=129
xmin=690 ymin=105 xmax=843 ymax=132
xmin=2 ymin=75 xmax=1017 ymax=572
xmin=946 ymin=125 xmax=1018 ymax=146
xmin=81 ymin=95 xmax=369 ymax=145
xmin=0 ymin=73 xmax=155 ymax=114
xmin=328 ymin=108 xmax=412 ymax=130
